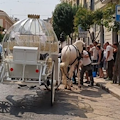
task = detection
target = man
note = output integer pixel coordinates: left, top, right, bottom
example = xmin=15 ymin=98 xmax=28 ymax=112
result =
xmin=90 ymin=41 xmax=98 ymax=74
xmin=105 ymin=42 xmax=114 ymax=80
xmin=80 ymin=47 xmax=94 ymax=87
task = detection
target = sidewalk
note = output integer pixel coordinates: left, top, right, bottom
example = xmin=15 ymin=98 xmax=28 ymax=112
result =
xmin=94 ymin=77 xmax=120 ymax=100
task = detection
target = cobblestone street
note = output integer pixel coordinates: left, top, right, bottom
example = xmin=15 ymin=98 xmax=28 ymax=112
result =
xmin=0 ymin=83 xmax=120 ymax=120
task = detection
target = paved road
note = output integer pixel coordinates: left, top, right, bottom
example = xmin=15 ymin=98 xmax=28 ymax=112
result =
xmin=0 ymin=83 xmax=120 ymax=120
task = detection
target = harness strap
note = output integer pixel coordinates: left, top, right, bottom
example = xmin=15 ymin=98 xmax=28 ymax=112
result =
xmin=62 ymin=45 xmax=82 ymax=80
xmin=69 ymin=45 xmax=81 ymax=66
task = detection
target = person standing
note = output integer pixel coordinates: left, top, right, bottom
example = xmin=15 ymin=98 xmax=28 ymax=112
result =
xmin=90 ymin=41 xmax=98 ymax=74
xmin=105 ymin=42 xmax=114 ymax=80
xmin=112 ymin=43 xmax=118 ymax=64
xmin=84 ymin=45 xmax=91 ymax=83
xmin=80 ymin=47 xmax=94 ymax=87
xmin=103 ymin=44 xmax=108 ymax=79
xmin=96 ymin=44 xmax=104 ymax=78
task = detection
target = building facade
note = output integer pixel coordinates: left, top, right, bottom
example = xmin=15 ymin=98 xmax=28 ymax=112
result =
xmin=61 ymin=0 xmax=119 ymax=44
xmin=94 ymin=0 xmax=119 ymax=45
xmin=0 ymin=10 xmax=14 ymax=31
xmin=63 ymin=0 xmax=92 ymax=8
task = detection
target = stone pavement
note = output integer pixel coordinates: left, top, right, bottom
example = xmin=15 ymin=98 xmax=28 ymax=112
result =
xmin=1 ymin=83 xmax=120 ymax=120
xmin=94 ymin=77 xmax=120 ymax=100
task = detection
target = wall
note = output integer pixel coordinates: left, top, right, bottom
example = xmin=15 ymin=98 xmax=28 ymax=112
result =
xmin=0 ymin=10 xmax=14 ymax=31
xmin=94 ymin=0 xmax=115 ymax=44
xmin=0 ymin=19 xmax=3 ymax=27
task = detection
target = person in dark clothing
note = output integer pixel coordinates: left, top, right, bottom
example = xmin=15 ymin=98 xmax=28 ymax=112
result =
xmin=96 ymin=44 xmax=104 ymax=78
xmin=105 ymin=42 xmax=114 ymax=80
xmin=113 ymin=43 xmax=118 ymax=63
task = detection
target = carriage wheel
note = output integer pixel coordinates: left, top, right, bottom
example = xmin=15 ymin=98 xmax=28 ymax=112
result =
xmin=0 ymin=63 xmax=7 ymax=83
xmin=50 ymin=67 xmax=62 ymax=106
xmin=44 ymin=63 xmax=62 ymax=91
xmin=51 ymin=61 xmax=55 ymax=106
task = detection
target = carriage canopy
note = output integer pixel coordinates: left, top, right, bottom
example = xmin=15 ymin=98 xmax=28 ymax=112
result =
xmin=2 ymin=14 xmax=59 ymax=60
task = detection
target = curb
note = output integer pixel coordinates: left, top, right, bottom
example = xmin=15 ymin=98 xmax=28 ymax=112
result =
xmin=95 ymin=82 xmax=110 ymax=93
xmin=94 ymin=80 xmax=120 ymax=100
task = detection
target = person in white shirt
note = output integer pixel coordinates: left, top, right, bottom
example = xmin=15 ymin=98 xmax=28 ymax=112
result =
xmin=105 ymin=42 xmax=114 ymax=80
xmin=80 ymin=47 xmax=94 ymax=87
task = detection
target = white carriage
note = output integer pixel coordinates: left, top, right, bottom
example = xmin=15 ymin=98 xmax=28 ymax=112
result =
xmin=0 ymin=15 xmax=61 ymax=106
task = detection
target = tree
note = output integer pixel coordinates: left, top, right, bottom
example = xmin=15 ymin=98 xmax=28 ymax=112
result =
xmin=74 ymin=6 xmax=93 ymax=31
xmin=102 ymin=3 xmax=116 ymax=31
xmin=0 ymin=33 xmax=3 ymax=42
xmin=74 ymin=6 xmax=104 ymax=42
xmin=52 ymin=3 xmax=75 ymax=42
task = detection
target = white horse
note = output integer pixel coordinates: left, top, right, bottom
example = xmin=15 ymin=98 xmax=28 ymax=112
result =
xmin=60 ymin=40 xmax=85 ymax=89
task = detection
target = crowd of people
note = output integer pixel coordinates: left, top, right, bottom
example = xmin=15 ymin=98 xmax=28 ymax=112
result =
xmin=59 ymin=39 xmax=119 ymax=87
xmin=77 ymin=40 xmax=118 ymax=86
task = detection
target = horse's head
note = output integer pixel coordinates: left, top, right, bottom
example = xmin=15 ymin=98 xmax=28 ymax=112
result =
xmin=73 ymin=40 xmax=85 ymax=53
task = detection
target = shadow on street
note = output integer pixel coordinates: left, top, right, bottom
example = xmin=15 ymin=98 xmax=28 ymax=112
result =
xmin=0 ymin=84 xmax=109 ymax=119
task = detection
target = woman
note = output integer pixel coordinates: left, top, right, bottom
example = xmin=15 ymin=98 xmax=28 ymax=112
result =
xmin=96 ymin=44 xmax=104 ymax=78
xmin=113 ymin=43 xmax=118 ymax=64
xmin=103 ymin=44 xmax=108 ymax=79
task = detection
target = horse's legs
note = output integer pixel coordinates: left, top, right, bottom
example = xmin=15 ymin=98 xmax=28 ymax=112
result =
xmin=68 ymin=65 xmax=75 ymax=89
xmin=77 ymin=69 xmax=80 ymax=87
xmin=60 ymin=68 xmax=64 ymax=84
xmin=62 ymin=65 xmax=68 ymax=89
xmin=60 ymin=63 xmax=67 ymax=89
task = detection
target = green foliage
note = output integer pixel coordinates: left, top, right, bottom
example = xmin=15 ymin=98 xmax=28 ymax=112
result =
xmin=53 ymin=2 xmax=117 ymax=41
xmin=0 ymin=33 xmax=3 ymax=42
xmin=74 ymin=7 xmax=94 ymax=31
xmin=0 ymin=26 xmax=4 ymax=31
xmin=0 ymin=26 xmax=5 ymax=42
xmin=52 ymin=3 xmax=75 ymax=40
xmin=74 ymin=3 xmax=117 ymax=33
xmin=102 ymin=3 xmax=117 ymax=31
xmin=93 ymin=9 xmax=103 ymax=25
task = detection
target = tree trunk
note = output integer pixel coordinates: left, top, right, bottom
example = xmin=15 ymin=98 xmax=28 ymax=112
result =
xmin=113 ymin=43 xmax=120 ymax=84
xmin=69 ymin=34 xmax=73 ymax=45
xmin=88 ymin=29 xmax=101 ymax=43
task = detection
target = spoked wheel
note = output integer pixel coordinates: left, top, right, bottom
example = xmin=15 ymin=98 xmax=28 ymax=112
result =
xmin=44 ymin=63 xmax=62 ymax=91
xmin=51 ymin=61 xmax=55 ymax=106
xmin=44 ymin=59 xmax=62 ymax=106
xmin=0 ymin=62 xmax=7 ymax=83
